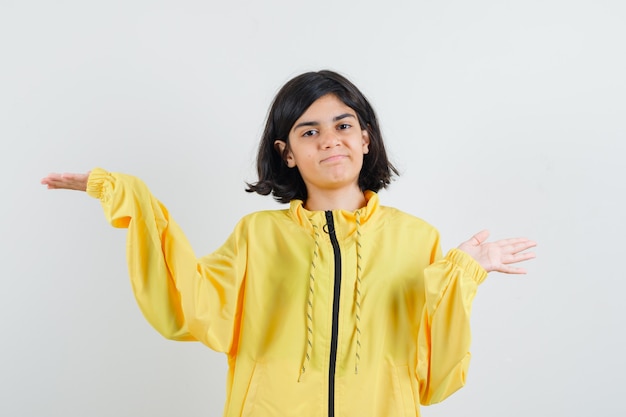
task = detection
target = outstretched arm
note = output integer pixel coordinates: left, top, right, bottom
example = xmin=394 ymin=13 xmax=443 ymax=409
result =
xmin=457 ymin=230 xmax=536 ymax=274
xmin=41 ymin=170 xmax=195 ymax=340
xmin=40 ymin=169 xmax=246 ymax=352
xmin=417 ymin=230 xmax=536 ymax=404
xmin=41 ymin=172 xmax=89 ymax=191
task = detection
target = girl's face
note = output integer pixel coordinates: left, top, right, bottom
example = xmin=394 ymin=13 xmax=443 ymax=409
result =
xmin=274 ymin=94 xmax=370 ymax=197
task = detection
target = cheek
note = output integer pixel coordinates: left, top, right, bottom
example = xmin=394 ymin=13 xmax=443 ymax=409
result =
xmin=296 ymin=148 xmax=315 ymax=161
xmin=356 ymin=153 xmax=365 ymax=167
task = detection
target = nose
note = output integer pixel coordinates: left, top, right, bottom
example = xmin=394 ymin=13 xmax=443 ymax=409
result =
xmin=320 ymin=129 xmax=340 ymax=148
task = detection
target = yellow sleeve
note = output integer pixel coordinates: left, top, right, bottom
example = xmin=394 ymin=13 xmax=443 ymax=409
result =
xmin=87 ymin=168 xmax=245 ymax=353
xmin=416 ymin=247 xmax=488 ymax=405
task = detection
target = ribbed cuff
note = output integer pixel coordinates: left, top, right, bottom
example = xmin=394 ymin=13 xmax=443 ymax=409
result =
xmin=446 ymin=248 xmax=488 ymax=285
xmin=86 ymin=167 xmax=110 ymax=200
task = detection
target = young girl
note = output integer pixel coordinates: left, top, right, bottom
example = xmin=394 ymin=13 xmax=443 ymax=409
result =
xmin=41 ymin=70 xmax=535 ymax=417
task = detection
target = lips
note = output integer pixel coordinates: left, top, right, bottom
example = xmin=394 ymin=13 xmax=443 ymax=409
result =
xmin=321 ymin=154 xmax=348 ymax=163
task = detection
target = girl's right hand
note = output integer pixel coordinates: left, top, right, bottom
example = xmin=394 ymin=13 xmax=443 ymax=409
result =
xmin=41 ymin=172 xmax=89 ymax=191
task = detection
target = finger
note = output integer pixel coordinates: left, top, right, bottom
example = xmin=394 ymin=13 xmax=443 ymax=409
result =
xmin=42 ymin=173 xmax=75 ymax=185
xmin=496 ymin=265 xmax=528 ymax=274
xmin=60 ymin=173 xmax=80 ymax=181
xmin=41 ymin=179 xmax=80 ymax=190
xmin=41 ymin=179 xmax=63 ymax=188
xmin=502 ymin=240 xmax=537 ymax=255
xmin=42 ymin=177 xmax=70 ymax=187
xmin=492 ymin=261 xmax=530 ymax=274
xmin=501 ymin=251 xmax=536 ymax=265
xmin=41 ymin=173 xmax=63 ymax=184
xmin=469 ymin=230 xmax=490 ymax=246
xmin=41 ymin=172 xmax=88 ymax=191
xmin=493 ymin=237 xmax=536 ymax=247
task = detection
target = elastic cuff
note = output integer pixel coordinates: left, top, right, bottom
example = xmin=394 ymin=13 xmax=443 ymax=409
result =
xmin=445 ymin=248 xmax=488 ymax=285
xmin=86 ymin=167 xmax=110 ymax=200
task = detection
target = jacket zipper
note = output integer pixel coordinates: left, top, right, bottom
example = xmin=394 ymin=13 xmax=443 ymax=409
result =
xmin=325 ymin=210 xmax=341 ymax=417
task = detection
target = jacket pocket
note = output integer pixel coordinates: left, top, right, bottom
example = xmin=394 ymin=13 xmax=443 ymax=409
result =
xmin=241 ymin=361 xmax=263 ymax=417
xmin=393 ymin=365 xmax=418 ymax=417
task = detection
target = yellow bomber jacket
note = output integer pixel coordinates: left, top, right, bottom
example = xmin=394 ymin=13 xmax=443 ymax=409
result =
xmin=86 ymin=168 xmax=488 ymax=417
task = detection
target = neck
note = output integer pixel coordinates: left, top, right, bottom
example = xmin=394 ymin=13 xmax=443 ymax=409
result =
xmin=304 ymin=186 xmax=367 ymax=212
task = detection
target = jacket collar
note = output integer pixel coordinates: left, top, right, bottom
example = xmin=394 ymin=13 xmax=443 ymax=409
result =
xmin=288 ymin=190 xmax=379 ymax=239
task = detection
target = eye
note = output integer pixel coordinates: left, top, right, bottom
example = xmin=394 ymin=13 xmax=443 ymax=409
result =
xmin=302 ymin=129 xmax=317 ymax=137
xmin=338 ymin=123 xmax=351 ymax=130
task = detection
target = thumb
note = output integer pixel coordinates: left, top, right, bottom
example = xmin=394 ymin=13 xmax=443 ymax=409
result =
xmin=469 ymin=229 xmax=490 ymax=246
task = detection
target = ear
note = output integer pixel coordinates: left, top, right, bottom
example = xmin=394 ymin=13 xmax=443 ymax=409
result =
xmin=361 ymin=130 xmax=370 ymax=154
xmin=274 ymin=140 xmax=296 ymax=168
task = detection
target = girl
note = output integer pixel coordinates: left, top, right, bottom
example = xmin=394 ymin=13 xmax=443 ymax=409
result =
xmin=41 ymin=70 xmax=535 ymax=417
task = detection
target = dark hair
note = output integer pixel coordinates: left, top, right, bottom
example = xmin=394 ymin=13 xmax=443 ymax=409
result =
xmin=246 ymin=70 xmax=398 ymax=204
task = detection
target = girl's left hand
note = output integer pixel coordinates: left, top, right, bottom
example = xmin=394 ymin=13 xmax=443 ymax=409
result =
xmin=458 ymin=230 xmax=536 ymax=274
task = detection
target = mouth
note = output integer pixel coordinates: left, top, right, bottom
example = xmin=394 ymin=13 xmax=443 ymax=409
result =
xmin=321 ymin=154 xmax=348 ymax=163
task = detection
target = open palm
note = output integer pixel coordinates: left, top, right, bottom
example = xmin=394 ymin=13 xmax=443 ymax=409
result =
xmin=458 ymin=230 xmax=536 ymax=274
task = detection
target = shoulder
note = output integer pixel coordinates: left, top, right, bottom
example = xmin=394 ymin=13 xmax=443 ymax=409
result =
xmin=233 ymin=208 xmax=293 ymax=232
xmin=378 ymin=205 xmax=437 ymax=230
xmin=239 ymin=208 xmax=291 ymax=222
xmin=375 ymin=205 xmax=440 ymax=243
xmin=214 ymin=208 xmax=294 ymax=252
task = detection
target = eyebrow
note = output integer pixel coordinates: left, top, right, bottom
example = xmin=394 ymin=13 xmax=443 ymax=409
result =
xmin=292 ymin=113 xmax=356 ymax=131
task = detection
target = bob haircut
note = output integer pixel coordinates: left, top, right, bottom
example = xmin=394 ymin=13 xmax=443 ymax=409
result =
xmin=246 ymin=70 xmax=398 ymax=204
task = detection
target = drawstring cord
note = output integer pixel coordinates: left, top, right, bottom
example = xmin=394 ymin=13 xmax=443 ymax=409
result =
xmin=354 ymin=210 xmax=363 ymax=375
xmin=298 ymin=209 xmax=364 ymax=380
xmin=299 ymin=223 xmax=320 ymax=382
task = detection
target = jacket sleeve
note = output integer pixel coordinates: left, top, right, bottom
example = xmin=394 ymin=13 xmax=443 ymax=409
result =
xmin=416 ymin=243 xmax=487 ymax=405
xmin=86 ymin=168 xmax=246 ymax=353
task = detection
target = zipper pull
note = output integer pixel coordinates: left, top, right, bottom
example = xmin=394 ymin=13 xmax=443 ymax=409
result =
xmin=324 ymin=211 xmax=335 ymax=234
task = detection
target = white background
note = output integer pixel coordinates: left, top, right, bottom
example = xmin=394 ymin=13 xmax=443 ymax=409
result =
xmin=1 ymin=0 xmax=625 ymax=416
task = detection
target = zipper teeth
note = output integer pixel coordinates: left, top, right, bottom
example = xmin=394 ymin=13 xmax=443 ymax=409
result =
xmin=326 ymin=211 xmax=341 ymax=417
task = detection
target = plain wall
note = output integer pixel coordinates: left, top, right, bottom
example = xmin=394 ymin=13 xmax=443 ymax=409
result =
xmin=1 ymin=0 xmax=625 ymax=415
